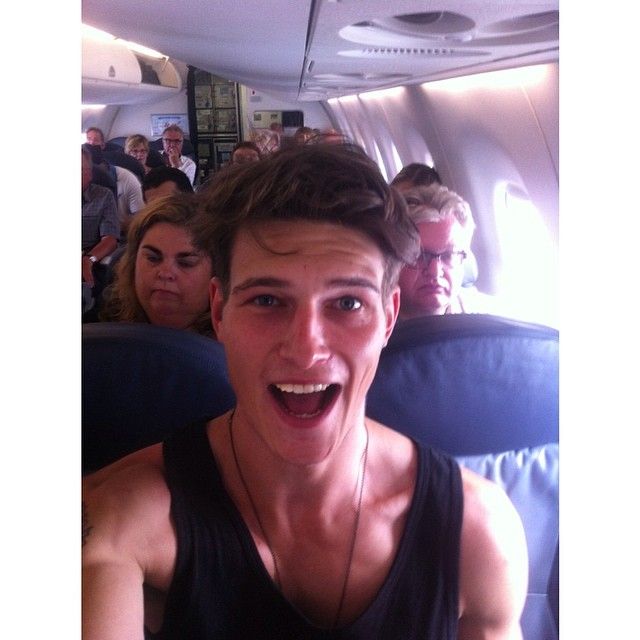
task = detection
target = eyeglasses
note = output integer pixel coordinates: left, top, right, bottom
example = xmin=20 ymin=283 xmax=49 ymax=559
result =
xmin=412 ymin=249 xmax=467 ymax=269
xmin=162 ymin=138 xmax=183 ymax=145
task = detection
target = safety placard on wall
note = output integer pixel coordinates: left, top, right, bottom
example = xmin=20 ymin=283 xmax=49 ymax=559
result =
xmin=252 ymin=111 xmax=282 ymax=126
xmin=150 ymin=113 xmax=190 ymax=137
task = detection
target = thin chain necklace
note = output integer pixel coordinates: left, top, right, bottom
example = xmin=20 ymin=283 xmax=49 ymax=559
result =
xmin=227 ymin=409 xmax=369 ymax=629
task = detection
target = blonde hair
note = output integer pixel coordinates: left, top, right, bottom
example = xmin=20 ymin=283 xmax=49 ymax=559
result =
xmin=402 ymin=184 xmax=475 ymax=243
xmin=124 ymin=134 xmax=149 ymax=153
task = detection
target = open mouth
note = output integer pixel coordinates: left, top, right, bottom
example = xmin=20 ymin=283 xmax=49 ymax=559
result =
xmin=269 ymin=383 xmax=340 ymax=418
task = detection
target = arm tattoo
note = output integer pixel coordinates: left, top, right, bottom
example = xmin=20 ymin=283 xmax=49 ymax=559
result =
xmin=82 ymin=501 xmax=94 ymax=547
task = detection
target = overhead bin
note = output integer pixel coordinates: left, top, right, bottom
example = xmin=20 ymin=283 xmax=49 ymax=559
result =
xmin=82 ymin=37 xmax=182 ymax=105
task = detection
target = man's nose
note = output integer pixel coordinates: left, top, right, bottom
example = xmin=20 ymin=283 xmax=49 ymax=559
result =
xmin=279 ymin=305 xmax=330 ymax=369
xmin=422 ymin=254 xmax=443 ymax=277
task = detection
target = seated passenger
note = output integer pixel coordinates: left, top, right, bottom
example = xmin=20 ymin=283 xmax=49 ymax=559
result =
xmin=397 ymin=183 xmax=494 ymax=318
xmin=159 ymin=124 xmax=197 ymax=185
xmin=390 ymin=162 xmax=442 ymax=193
xmin=82 ymin=146 xmax=120 ymax=318
xmin=85 ymin=126 xmax=123 ymax=154
xmin=99 ymin=194 xmax=215 ymax=336
xmin=124 ymin=134 xmax=154 ymax=175
xmin=230 ymin=141 xmax=262 ymax=165
xmin=310 ymin=127 xmax=349 ymax=145
xmin=142 ymin=166 xmax=195 ymax=203
xmin=83 ymin=143 xmax=145 ymax=242
xmin=293 ymin=125 xmax=314 ymax=144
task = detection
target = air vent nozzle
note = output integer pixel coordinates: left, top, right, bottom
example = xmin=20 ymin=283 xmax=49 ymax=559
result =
xmin=339 ymin=47 xmax=488 ymax=59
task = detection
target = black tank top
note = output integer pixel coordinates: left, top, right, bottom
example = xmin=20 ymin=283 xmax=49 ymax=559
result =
xmin=153 ymin=421 xmax=463 ymax=639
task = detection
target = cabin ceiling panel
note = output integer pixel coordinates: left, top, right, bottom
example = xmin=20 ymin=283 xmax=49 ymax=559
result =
xmin=82 ymin=0 xmax=558 ymax=103
xmin=82 ymin=0 xmax=313 ymax=99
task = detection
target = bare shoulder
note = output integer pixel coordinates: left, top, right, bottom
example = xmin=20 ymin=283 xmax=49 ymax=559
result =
xmin=458 ymin=467 xmax=528 ymax=639
xmin=82 ymin=448 xmax=175 ymax=638
xmin=82 ymin=446 xmax=174 ymax=575
xmin=83 ymin=442 xmax=164 ymax=494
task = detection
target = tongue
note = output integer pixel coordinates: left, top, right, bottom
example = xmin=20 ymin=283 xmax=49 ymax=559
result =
xmin=280 ymin=391 xmax=326 ymax=416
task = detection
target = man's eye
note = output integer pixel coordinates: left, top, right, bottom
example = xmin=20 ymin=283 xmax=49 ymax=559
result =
xmin=253 ymin=294 xmax=279 ymax=307
xmin=337 ymin=297 xmax=362 ymax=311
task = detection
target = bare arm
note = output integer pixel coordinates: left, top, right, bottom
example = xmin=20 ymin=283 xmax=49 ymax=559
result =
xmin=82 ymin=463 xmax=173 ymax=640
xmin=82 ymin=235 xmax=118 ymax=285
xmin=458 ymin=468 xmax=528 ymax=640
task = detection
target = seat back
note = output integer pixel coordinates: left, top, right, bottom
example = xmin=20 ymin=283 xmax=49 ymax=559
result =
xmin=82 ymin=323 xmax=235 ymax=473
xmin=367 ymin=314 xmax=559 ymax=640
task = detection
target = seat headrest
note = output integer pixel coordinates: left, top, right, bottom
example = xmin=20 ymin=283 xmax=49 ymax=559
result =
xmin=82 ymin=323 xmax=236 ymax=473
xmin=367 ymin=314 xmax=559 ymax=455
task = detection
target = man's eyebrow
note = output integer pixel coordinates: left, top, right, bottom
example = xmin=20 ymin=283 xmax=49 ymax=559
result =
xmin=231 ymin=277 xmax=289 ymax=294
xmin=327 ymin=277 xmax=380 ymax=293
xmin=231 ymin=276 xmax=380 ymax=295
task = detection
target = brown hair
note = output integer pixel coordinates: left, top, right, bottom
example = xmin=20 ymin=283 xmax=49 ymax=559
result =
xmin=199 ymin=143 xmax=420 ymax=298
xmin=231 ymin=140 xmax=262 ymax=158
xmin=100 ymin=193 xmax=215 ymax=336
xmin=86 ymin=127 xmax=105 ymax=144
xmin=391 ymin=163 xmax=442 ymax=188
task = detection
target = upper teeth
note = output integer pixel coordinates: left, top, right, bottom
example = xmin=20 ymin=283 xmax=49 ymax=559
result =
xmin=275 ymin=383 xmax=330 ymax=394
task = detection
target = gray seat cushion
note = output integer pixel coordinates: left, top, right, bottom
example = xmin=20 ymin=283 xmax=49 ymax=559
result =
xmin=457 ymin=444 xmax=559 ymax=640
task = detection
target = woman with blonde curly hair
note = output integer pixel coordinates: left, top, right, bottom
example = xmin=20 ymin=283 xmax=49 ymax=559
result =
xmin=124 ymin=134 xmax=154 ymax=175
xmin=100 ymin=193 xmax=216 ymax=336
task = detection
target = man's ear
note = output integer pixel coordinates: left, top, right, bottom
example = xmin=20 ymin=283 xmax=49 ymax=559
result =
xmin=383 ymin=286 xmax=401 ymax=345
xmin=210 ymin=277 xmax=226 ymax=339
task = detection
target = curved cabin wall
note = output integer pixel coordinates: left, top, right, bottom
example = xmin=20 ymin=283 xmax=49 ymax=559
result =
xmin=326 ymin=62 xmax=559 ymax=326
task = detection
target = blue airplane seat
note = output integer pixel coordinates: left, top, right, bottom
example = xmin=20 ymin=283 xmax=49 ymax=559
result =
xmin=367 ymin=313 xmax=559 ymax=640
xmin=82 ymin=323 xmax=235 ymax=474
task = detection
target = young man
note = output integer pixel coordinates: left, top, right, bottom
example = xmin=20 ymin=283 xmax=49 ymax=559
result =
xmin=83 ymin=144 xmax=527 ymax=639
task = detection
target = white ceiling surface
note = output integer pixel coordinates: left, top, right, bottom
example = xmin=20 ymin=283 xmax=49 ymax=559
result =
xmin=82 ymin=0 xmax=558 ymax=102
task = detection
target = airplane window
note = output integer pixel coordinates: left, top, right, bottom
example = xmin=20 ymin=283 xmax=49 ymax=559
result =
xmin=371 ymin=140 xmax=388 ymax=182
xmin=423 ymin=150 xmax=436 ymax=169
xmin=390 ymin=143 xmax=403 ymax=177
xmin=494 ymin=182 xmax=558 ymax=327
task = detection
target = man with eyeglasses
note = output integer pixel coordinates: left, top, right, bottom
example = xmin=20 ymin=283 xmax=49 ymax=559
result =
xmin=160 ymin=124 xmax=196 ymax=185
xmin=396 ymin=184 xmax=492 ymax=317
